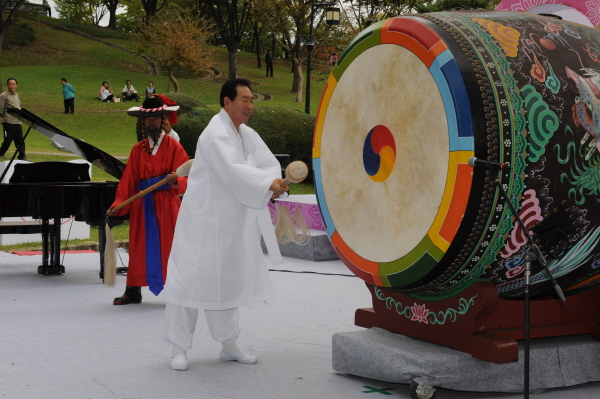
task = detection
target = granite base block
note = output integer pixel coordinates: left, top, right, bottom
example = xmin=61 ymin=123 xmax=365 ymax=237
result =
xmin=332 ymin=328 xmax=600 ymax=393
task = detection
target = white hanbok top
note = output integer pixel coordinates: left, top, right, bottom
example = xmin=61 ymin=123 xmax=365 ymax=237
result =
xmin=162 ymin=109 xmax=280 ymax=310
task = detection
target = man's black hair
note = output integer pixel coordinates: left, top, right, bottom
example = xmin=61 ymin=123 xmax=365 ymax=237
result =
xmin=7 ymin=78 xmax=17 ymax=85
xmin=220 ymin=78 xmax=252 ymax=107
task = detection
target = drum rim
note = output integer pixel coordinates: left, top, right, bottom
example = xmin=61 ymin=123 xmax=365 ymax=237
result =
xmin=313 ymin=16 xmax=475 ymax=289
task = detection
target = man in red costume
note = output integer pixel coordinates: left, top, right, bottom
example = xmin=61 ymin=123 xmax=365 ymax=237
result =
xmin=107 ymin=96 xmax=190 ymax=305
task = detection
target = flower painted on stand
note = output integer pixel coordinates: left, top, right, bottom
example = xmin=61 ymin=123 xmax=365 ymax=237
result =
xmin=410 ymin=303 xmax=430 ymax=324
xmin=586 ymin=0 xmax=600 ymax=25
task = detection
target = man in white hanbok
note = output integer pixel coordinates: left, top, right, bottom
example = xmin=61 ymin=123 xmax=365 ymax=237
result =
xmin=162 ymin=78 xmax=288 ymax=371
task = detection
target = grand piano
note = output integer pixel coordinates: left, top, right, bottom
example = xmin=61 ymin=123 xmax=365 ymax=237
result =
xmin=0 ymin=107 xmax=127 ymax=278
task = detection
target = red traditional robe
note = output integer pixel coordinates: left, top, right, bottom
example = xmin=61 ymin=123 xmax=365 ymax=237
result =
xmin=110 ymin=134 xmax=189 ymax=288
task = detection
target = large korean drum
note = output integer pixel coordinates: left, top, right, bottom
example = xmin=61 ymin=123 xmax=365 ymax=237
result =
xmin=314 ymin=9 xmax=600 ymax=300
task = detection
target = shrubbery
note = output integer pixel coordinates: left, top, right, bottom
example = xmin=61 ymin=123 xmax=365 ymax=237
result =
xmin=3 ymin=20 xmax=36 ymax=49
xmin=175 ymin=106 xmax=316 ymax=183
xmin=162 ymin=92 xmax=207 ymax=112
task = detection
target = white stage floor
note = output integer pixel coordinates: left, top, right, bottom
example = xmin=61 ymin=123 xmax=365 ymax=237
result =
xmin=1 ymin=250 xmax=600 ymax=398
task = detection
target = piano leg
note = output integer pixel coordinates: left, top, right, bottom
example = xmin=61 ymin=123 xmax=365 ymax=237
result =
xmin=38 ymin=216 xmax=65 ymax=275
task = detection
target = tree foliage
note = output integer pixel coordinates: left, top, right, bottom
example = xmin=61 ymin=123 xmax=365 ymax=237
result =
xmin=135 ymin=10 xmax=214 ymax=92
xmin=415 ymin=0 xmax=499 ymax=13
xmin=55 ymin=0 xmax=108 ymax=25
xmin=342 ymin=0 xmax=423 ymax=30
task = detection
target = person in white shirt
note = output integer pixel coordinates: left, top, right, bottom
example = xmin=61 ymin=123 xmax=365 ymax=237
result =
xmin=162 ymin=119 xmax=180 ymax=142
xmin=162 ymin=78 xmax=288 ymax=371
xmin=101 ymin=85 xmax=114 ymax=102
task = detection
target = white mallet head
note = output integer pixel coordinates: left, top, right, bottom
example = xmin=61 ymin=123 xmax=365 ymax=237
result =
xmin=284 ymin=161 xmax=309 ymax=184
xmin=176 ymin=159 xmax=194 ymax=177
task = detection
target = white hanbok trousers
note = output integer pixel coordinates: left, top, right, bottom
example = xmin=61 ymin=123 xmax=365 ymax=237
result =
xmin=164 ymin=302 xmax=240 ymax=350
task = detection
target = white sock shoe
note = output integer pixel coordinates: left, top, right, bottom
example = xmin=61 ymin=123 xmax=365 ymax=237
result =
xmin=220 ymin=341 xmax=257 ymax=364
xmin=170 ymin=345 xmax=188 ymax=371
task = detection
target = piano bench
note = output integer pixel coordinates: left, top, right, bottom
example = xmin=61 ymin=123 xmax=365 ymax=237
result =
xmin=0 ymin=221 xmax=52 ymax=235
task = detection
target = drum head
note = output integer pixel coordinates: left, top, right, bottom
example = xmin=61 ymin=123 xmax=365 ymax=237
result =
xmin=320 ymin=44 xmax=449 ymax=262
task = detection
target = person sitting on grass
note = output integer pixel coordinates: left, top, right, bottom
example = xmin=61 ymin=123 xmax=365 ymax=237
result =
xmin=99 ymin=81 xmax=108 ymax=99
xmin=101 ymin=85 xmax=114 ymax=102
xmin=122 ymin=80 xmax=140 ymax=102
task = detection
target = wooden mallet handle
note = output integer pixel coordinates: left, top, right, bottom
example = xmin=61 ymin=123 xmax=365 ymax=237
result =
xmin=107 ymin=159 xmax=194 ymax=215
xmin=282 ymin=161 xmax=309 ymax=187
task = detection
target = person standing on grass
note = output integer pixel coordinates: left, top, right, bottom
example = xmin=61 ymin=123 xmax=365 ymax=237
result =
xmin=265 ymin=50 xmax=274 ymax=77
xmin=61 ymin=78 xmax=75 ymax=114
xmin=0 ymin=78 xmax=28 ymax=161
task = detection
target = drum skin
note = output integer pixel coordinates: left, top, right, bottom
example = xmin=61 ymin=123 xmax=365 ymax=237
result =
xmin=313 ymin=10 xmax=600 ymax=300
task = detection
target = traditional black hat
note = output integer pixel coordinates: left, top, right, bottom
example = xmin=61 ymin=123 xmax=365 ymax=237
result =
xmin=126 ymin=96 xmax=179 ymax=117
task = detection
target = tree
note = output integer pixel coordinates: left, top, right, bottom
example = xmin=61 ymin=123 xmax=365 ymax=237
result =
xmin=415 ymin=0 xmax=498 ymax=13
xmin=198 ymin=0 xmax=253 ymax=79
xmin=103 ymin=0 xmax=121 ymax=29
xmin=141 ymin=0 xmax=168 ymax=20
xmin=55 ymin=0 xmax=108 ymax=25
xmin=117 ymin=0 xmax=146 ymax=31
xmin=136 ymin=11 xmax=214 ymax=92
xmin=254 ymin=0 xmax=351 ymax=103
xmin=0 ymin=0 xmax=27 ymax=49
xmin=341 ymin=0 xmax=425 ymax=30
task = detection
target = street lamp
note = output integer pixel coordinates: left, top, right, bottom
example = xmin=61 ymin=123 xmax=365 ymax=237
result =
xmin=305 ymin=2 xmax=340 ymax=114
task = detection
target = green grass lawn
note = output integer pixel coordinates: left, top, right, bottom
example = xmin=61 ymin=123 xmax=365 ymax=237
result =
xmin=0 ymin=18 xmax=321 ymax=251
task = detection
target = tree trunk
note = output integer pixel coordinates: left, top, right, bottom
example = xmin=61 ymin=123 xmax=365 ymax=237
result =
xmin=147 ymin=60 xmax=158 ymax=75
xmin=291 ymin=57 xmax=303 ymax=103
xmin=107 ymin=3 xmax=118 ymax=29
xmin=169 ymin=72 xmax=180 ymax=93
xmin=228 ymin=48 xmax=238 ymax=79
xmin=254 ymin=24 xmax=261 ymax=69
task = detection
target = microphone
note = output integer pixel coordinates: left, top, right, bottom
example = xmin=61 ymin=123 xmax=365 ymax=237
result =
xmin=468 ymin=157 xmax=508 ymax=170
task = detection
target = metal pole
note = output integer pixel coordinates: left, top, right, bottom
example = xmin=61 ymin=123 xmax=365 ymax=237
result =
xmin=305 ymin=1 xmax=315 ymax=115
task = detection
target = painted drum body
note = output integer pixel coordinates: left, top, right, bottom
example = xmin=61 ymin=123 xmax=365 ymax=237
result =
xmin=313 ymin=10 xmax=600 ymax=300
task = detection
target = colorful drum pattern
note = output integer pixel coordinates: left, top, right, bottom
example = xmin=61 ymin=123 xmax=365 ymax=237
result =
xmin=313 ymin=10 xmax=600 ymax=300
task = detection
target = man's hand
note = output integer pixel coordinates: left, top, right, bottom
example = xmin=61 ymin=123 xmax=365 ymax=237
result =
xmin=106 ymin=208 xmax=116 ymax=216
xmin=166 ymin=172 xmax=178 ymax=185
xmin=270 ymin=178 xmax=289 ymax=199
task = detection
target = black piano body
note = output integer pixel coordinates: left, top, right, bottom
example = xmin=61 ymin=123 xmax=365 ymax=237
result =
xmin=0 ymin=108 xmax=127 ymax=277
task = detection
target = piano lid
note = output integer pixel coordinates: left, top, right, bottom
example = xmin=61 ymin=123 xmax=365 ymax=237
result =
xmin=6 ymin=107 xmax=126 ymax=179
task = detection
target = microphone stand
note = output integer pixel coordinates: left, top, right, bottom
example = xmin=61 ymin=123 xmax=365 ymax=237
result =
xmin=493 ymin=165 xmax=566 ymax=399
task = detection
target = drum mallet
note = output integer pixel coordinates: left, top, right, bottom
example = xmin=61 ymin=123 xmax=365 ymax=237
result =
xmin=106 ymin=159 xmax=193 ymax=216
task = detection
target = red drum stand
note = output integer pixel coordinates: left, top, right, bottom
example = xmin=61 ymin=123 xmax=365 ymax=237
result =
xmin=355 ymin=282 xmax=600 ymax=363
